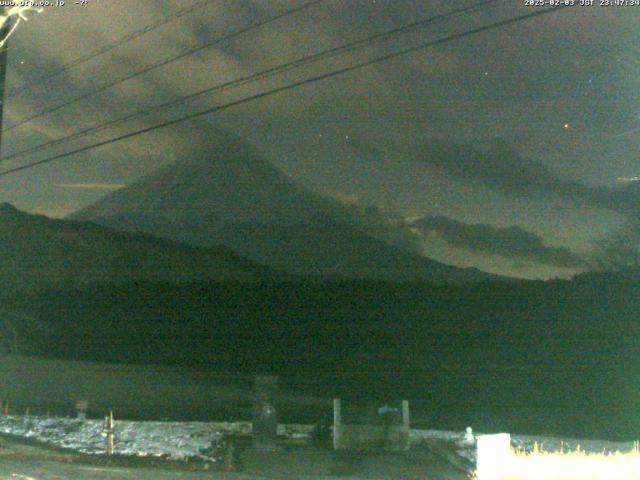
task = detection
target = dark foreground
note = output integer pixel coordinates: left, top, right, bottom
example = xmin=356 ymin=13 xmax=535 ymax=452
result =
xmin=0 ymin=435 xmax=468 ymax=480
xmin=11 ymin=276 xmax=640 ymax=440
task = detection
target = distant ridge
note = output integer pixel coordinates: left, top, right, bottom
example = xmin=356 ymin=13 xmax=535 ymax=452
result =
xmin=0 ymin=203 xmax=281 ymax=292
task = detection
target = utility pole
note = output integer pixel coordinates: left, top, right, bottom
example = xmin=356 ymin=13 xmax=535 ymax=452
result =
xmin=0 ymin=7 xmax=15 ymax=157
xmin=0 ymin=41 xmax=9 ymax=156
xmin=0 ymin=6 xmax=42 ymax=156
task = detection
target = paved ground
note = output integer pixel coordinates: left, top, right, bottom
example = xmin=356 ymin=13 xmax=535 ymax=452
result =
xmin=0 ymin=460 xmax=255 ymax=480
xmin=0 ymin=457 xmax=468 ymax=480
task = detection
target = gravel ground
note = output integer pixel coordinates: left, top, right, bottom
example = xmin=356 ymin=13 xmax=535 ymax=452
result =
xmin=0 ymin=416 xmax=228 ymax=461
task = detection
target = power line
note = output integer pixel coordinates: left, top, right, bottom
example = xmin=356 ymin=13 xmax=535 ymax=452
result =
xmin=0 ymin=5 xmax=570 ymax=178
xmin=1 ymin=0 xmax=504 ymax=163
xmin=2 ymin=0 xmax=327 ymax=133
xmin=4 ymin=0 xmax=213 ymax=99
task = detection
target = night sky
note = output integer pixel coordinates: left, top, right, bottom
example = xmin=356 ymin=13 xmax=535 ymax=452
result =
xmin=0 ymin=0 xmax=638 ymax=279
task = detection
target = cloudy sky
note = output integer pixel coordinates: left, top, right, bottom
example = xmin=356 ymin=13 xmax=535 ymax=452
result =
xmin=0 ymin=0 xmax=637 ymax=279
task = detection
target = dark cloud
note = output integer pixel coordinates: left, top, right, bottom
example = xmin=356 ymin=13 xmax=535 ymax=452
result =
xmin=421 ymin=137 xmax=593 ymax=197
xmin=421 ymin=138 xmax=639 ymax=216
xmin=606 ymin=182 xmax=640 ymax=218
xmin=410 ymin=215 xmax=586 ymax=269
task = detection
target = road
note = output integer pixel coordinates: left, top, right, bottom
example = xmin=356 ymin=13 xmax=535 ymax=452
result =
xmin=0 ymin=454 xmax=469 ymax=479
xmin=0 ymin=459 xmax=264 ymax=480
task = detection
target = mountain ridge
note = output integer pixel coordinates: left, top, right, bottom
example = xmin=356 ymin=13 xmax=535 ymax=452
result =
xmin=71 ymin=129 xmax=502 ymax=284
xmin=0 ymin=203 xmax=283 ymax=292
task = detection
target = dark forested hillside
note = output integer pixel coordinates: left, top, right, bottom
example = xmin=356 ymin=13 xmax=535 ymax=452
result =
xmin=0 ymin=203 xmax=283 ymax=292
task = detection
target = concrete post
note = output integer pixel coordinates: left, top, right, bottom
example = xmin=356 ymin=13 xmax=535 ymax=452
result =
xmin=399 ymin=400 xmax=410 ymax=451
xmin=333 ymin=398 xmax=342 ymax=450
xmin=401 ymin=400 xmax=409 ymax=428
xmin=252 ymin=375 xmax=278 ymax=450
xmin=76 ymin=400 xmax=88 ymax=420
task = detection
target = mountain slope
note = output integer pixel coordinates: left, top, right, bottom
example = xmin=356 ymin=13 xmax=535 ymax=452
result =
xmin=0 ymin=203 xmax=280 ymax=292
xmin=73 ymin=129 xmax=344 ymax=226
xmin=72 ymin=129 xmax=499 ymax=283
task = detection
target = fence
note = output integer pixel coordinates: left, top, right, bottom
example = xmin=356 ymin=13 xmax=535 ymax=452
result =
xmin=0 ymin=354 xmax=334 ymax=423
xmin=0 ymin=353 xmax=631 ymax=440
xmin=332 ymin=398 xmax=410 ymax=451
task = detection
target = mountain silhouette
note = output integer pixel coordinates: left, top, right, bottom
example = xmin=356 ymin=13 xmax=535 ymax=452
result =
xmin=72 ymin=129 xmax=500 ymax=283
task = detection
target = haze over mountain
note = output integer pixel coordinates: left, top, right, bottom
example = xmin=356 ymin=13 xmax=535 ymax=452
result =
xmin=72 ymin=130 xmax=500 ymax=284
xmin=0 ymin=203 xmax=280 ymax=292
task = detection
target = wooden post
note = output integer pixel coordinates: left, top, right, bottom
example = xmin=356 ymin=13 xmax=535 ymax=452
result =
xmin=252 ymin=375 xmax=278 ymax=450
xmin=333 ymin=398 xmax=342 ymax=450
xmin=104 ymin=411 xmax=114 ymax=456
xmin=223 ymin=437 xmax=236 ymax=472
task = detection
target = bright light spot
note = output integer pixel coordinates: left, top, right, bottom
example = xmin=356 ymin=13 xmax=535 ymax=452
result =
xmin=55 ymin=183 xmax=124 ymax=191
xmin=476 ymin=434 xmax=512 ymax=480
xmin=563 ymin=123 xmax=570 ymax=129
xmin=617 ymin=176 xmax=640 ymax=183
xmin=474 ymin=434 xmax=640 ymax=480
